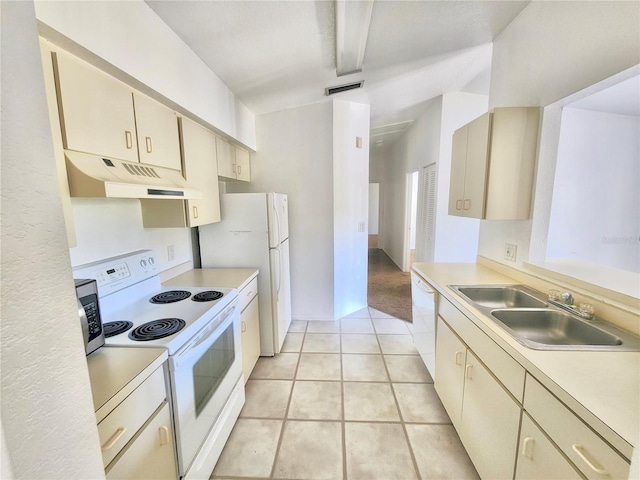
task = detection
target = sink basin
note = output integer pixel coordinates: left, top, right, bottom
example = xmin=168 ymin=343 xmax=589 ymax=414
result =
xmin=491 ymin=309 xmax=623 ymax=348
xmin=455 ymin=285 xmax=547 ymax=309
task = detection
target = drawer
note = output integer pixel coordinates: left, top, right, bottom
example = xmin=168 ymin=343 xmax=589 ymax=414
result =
xmin=240 ymin=276 xmax=258 ymax=312
xmin=524 ymin=375 xmax=630 ymax=480
xmin=98 ymin=365 xmax=166 ymax=467
xmin=439 ymin=297 xmax=525 ymax=401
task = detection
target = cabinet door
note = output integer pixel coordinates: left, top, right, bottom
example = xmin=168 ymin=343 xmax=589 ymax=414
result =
xmin=448 ymin=126 xmax=468 ymax=216
xmin=460 ymin=350 xmax=521 ymax=480
xmin=216 ymin=137 xmax=236 ymax=179
xmin=181 ymin=117 xmax=221 ymax=227
xmin=105 ymin=402 xmax=177 ymax=480
xmin=241 ymin=295 xmax=261 ymax=383
xmin=434 ymin=318 xmax=466 ymax=427
xmin=462 ymin=112 xmax=491 ymax=218
xmin=52 ymin=51 xmax=138 ymax=162
xmin=516 ymin=413 xmax=582 ymax=480
xmin=132 ymin=92 xmax=181 ymax=170
xmin=235 ymin=146 xmax=251 ymax=182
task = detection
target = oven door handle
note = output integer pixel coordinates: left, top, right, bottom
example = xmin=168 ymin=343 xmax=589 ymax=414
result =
xmin=171 ymin=300 xmax=238 ymax=369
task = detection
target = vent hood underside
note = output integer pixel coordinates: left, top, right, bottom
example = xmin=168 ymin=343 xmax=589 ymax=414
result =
xmin=64 ymin=150 xmax=202 ymax=200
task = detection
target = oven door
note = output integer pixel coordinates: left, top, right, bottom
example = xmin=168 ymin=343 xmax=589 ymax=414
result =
xmin=168 ymin=299 xmax=242 ymax=476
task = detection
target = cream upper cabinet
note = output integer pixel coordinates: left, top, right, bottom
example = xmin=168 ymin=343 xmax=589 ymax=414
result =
xmin=132 ymin=92 xmax=181 ymax=171
xmin=217 ymin=137 xmax=251 ymax=182
xmin=53 ymin=50 xmax=139 ymax=163
xmin=52 ymin=50 xmax=181 ymax=170
xmin=141 ymin=117 xmax=221 ymax=228
xmin=449 ymin=107 xmax=540 ymax=220
xmin=216 ymin=137 xmax=236 ymax=179
xmin=235 ymin=146 xmax=251 ymax=181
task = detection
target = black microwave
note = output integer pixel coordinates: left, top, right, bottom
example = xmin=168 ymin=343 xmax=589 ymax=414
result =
xmin=74 ymin=278 xmax=105 ymax=355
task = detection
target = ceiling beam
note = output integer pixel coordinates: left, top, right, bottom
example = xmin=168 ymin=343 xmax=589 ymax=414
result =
xmin=335 ymin=0 xmax=374 ymax=77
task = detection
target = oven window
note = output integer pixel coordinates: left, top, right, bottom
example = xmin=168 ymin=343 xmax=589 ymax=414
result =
xmin=193 ymin=322 xmax=235 ymax=417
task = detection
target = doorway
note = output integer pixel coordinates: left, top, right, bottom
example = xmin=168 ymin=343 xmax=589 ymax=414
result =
xmin=403 ymin=171 xmax=419 ymax=271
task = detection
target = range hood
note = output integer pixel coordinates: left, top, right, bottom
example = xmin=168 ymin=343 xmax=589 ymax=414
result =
xmin=64 ymin=150 xmax=202 ymax=200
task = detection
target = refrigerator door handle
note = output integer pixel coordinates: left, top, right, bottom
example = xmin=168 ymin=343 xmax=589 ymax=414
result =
xmin=272 ymin=198 xmax=281 ymax=247
xmin=274 ymin=246 xmax=282 ymax=294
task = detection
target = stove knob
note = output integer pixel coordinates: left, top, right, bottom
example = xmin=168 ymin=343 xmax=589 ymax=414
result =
xmin=148 ymin=257 xmax=155 ymax=265
xmin=140 ymin=259 xmax=147 ymax=267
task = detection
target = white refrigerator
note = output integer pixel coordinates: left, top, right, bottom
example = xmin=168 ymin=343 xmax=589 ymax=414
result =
xmin=198 ymin=192 xmax=292 ymax=356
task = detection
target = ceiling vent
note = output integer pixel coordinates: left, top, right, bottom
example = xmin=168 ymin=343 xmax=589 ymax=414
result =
xmin=325 ymin=81 xmax=364 ymax=96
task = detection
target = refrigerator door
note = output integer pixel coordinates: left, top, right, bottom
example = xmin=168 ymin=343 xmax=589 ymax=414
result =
xmin=269 ymin=238 xmax=292 ymax=353
xmin=267 ymin=193 xmax=289 ymax=248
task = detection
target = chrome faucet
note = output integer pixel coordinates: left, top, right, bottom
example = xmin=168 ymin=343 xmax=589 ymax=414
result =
xmin=560 ymin=291 xmax=574 ymax=305
xmin=548 ymin=290 xmax=594 ymax=320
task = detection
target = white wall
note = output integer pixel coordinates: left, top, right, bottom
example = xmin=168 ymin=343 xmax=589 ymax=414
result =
xmin=547 ymin=108 xmax=640 ymax=272
xmin=333 ymin=100 xmax=370 ymax=319
xmin=433 ymin=92 xmax=489 ymax=262
xmin=379 ymin=98 xmax=443 ymax=268
xmin=0 ymin=2 xmax=105 ymax=477
xmin=68 ymin=199 xmax=194 ymax=270
xmin=228 ymin=101 xmax=336 ymax=320
xmin=34 ymin=0 xmax=256 ymax=149
xmin=480 ymin=1 xmax=640 ymax=266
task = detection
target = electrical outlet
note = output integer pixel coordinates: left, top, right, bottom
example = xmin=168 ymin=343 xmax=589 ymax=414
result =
xmin=167 ymin=245 xmax=175 ymax=261
xmin=504 ymin=243 xmax=517 ymax=262
xmin=357 ymin=222 xmax=366 ymax=232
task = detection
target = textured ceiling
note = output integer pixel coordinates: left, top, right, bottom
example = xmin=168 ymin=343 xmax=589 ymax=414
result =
xmin=146 ymin=0 xmax=530 ymax=132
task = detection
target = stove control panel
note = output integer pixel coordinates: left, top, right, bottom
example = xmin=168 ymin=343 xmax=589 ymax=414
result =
xmin=73 ymin=250 xmax=158 ymax=297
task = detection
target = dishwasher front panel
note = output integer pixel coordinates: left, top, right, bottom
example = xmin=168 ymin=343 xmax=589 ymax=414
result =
xmin=411 ymin=270 xmax=438 ymax=379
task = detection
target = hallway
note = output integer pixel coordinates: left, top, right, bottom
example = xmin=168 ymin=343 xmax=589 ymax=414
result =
xmin=367 ymin=235 xmax=413 ymax=322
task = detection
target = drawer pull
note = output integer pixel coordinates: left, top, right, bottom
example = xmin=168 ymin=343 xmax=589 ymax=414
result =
xmin=522 ymin=437 xmax=535 ymax=459
xmin=159 ymin=425 xmax=170 ymax=446
xmin=465 ymin=364 xmax=473 ymax=380
xmin=241 ymin=321 xmax=247 ymax=333
xmin=245 ymin=290 xmax=254 ymax=297
xmin=572 ymin=444 xmax=609 ymax=475
xmin=101 ymin=427 xmax=126 ymax=451
xmin=454 ymin=351 xmax=463 ymax=366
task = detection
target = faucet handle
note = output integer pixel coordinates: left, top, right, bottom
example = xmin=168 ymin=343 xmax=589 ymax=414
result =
xmin=579 ymin=303 xmax=595 ymax=319
xmin=548 ymin=289 xmax=561 ymax=301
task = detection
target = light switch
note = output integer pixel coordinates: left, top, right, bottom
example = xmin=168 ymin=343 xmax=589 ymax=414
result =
xmin=356 ymin=136 xmax=363 ymax=148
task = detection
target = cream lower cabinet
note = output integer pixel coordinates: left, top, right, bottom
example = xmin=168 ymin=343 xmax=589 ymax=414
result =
xmin=524 ymin=376 xmax=630 ymax=480
xmin=435 ymin=317 xmax=522 ymax=480
xmin=239 ymin=277 xmax=260 ymax=382
xmin=516 ymin=413 xmax=583 ymax=480
xmin=105 ymin=402 xmax=177 ymax=480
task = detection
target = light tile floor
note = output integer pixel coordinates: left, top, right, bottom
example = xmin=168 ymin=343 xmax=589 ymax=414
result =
xmin=211 ymin=307 xmax=479 ymax=480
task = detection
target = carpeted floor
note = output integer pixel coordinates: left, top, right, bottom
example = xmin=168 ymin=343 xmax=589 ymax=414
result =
xmin=367 ymin=237 xmax=413 ymax=322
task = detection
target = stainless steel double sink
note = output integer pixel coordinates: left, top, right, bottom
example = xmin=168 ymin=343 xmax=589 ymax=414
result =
xmin=450 ymin=285 xmax=640 ymax=351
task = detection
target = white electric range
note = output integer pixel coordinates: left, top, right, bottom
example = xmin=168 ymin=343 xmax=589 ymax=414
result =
xmin=74 ymin=250 xmax=245 ymax=479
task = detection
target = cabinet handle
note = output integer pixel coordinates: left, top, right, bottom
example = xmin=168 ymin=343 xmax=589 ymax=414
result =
xmin=522 ymin=437 xmax=535 ymax=459
xmin=145 ymin=136 xmax=153 ymax=153
xmin=241 ymin=321 xmax=247 ymax=333
xmin=237 ymin=165 xmax=242 ymax=175
xmin=101 ymin=427 xmax=126 ymax=451
xmin=572 ymin=444 xmax=609 ymax=475
xmin=245 ymin=290 xmax=254 ymax=298
xmin=193 ymin=205 xmax=199 ymax=219
xmin=232 ymin=164 xmax=236 ymax=174
xmin=465 ymin=364 xmax=473 ymax=380
xmin=454 ymin=351 xmax=463 ymax=366
xmin=159 ymin=426 xmax=170 ymax=446
xmin=125 ymin=130 xmax=133 ymax=149
xmin=455 ymin=199 xmax=463 ymax=211
xmin=463 ymin=199 xmax=471 ymax=210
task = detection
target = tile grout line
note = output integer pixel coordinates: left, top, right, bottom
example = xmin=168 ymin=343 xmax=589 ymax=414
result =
xmin=376 ymin=322 xmax=424 ymax=480
xmin=267 ymin=320 xmax=308 ymax=480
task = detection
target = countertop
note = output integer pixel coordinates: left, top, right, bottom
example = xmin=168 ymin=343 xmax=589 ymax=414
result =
xmin=163 ymin=268 xmax=258 ymax=291
xmin=86 ymin=346 xmax=167 ymax=423
xmin=412 ymin=262 xmax=639 ymax=458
